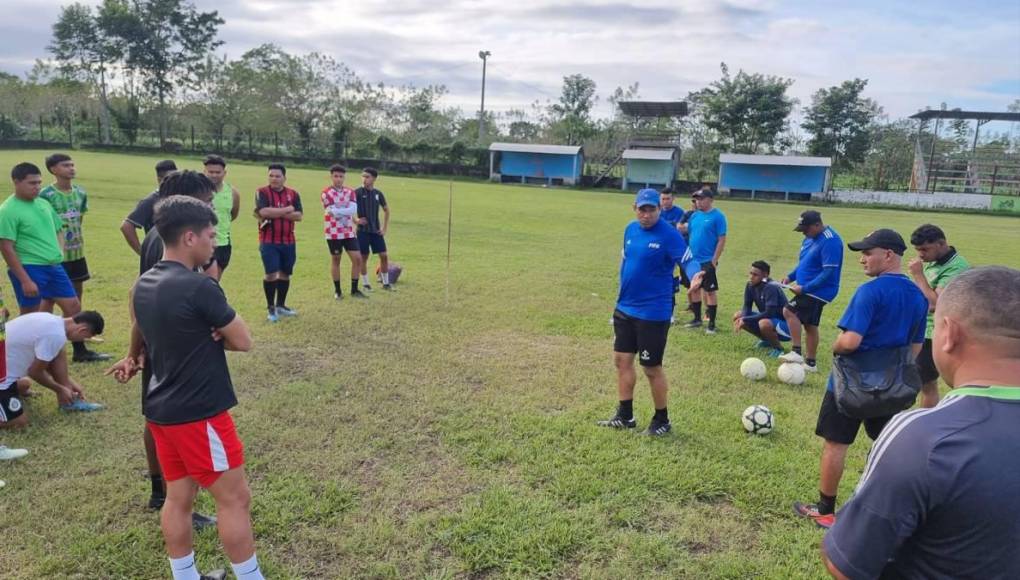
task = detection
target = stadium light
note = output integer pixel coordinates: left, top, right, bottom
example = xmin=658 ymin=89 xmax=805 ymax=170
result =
xmin=478 ymin=50 xmax=491 ymax=143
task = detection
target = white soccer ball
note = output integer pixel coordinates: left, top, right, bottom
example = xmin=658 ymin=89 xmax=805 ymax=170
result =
xmin=740 ymin=357 xmax=767 ymax=381
xmin=777 ymin=362 xmax=806 ymax=385
xmin=742 ymin=405 xmax=774 ymax=435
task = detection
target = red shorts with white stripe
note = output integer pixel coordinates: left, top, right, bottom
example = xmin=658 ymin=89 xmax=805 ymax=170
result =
xmin=147 ymin=411 xmax=245 ymax=488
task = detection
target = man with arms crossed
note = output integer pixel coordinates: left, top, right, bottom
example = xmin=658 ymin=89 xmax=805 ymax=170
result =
xmin=822 ymin=266 xmax=1020 ymax=579
xmin=202 ymin=155 xmax=240 ymax=281
xmin=681 ymin=186 xmax=726 ymax=333
xmin=322 ymin=164 xmax=367 ymax=300
xmin=121 ymin=160 xmax=177 ymax=255
xmin=355 ymin=167 xmax=392 ymax=290
xmin=906 ymin=223 xmax=969 ymax=408
xmin=597 ymin=189 xmax=688 ymax=436
xmin=794 ymin=229 xmax=928 ymax=529
xmin=256 ymin=164 xmax=302 ymax=321
xmin=110 ymin=196 xmax=263 ymax=580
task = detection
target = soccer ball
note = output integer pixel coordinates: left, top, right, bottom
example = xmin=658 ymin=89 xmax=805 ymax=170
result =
xmin=740 ymin=357 xmax=767 ymax=381
xmin=742 ymin=405 xmax=774 ymax=435
xmin=777 ymin=362 xmax=806 ymax=385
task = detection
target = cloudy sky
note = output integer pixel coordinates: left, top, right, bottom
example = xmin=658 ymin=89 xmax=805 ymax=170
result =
xmin=3 ymin=0 xmax=1018 ymax=121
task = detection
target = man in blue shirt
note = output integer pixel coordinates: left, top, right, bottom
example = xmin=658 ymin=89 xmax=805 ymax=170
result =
xmin=822 ymin=266 xmax=1020 ymax=579
xmin=779 ymin=211 xmax=843 ymax=373
xmin=731 ymin=260 xmax=790 ymax=357
xmin=680 ymin=186 xmax=726 ymax=333
xmin=598 ymin=189 xmax=688 ymax=436
xmin=794 ymin=229 xmax=928 ymax=529
xmin=658 ymin=188 xmax=683 ymax=228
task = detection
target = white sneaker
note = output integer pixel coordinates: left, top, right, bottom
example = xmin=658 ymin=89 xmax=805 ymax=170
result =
xmin=0 ymin=445 xmax=29 ymax=461
xmin=779 ymin=352 xmax=805 ymax=364
xmin=0 ymin=480 xmax=5 ymax=489
xmin=804 ymin=363 xmax=819 ymax=373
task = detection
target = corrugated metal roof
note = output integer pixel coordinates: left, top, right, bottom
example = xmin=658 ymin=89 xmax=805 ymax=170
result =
xmin=623 ymin=148 xmax=675 ymax=161
xmin=719 ymin=153 xmax=832 ymax=167
xmin=909 ymin=110 xmax=1020 ymax=122
xmin=618 ymin=101 xmax=689 ymax=118
xmin=489 ymin=142 xmax=583 ymax=155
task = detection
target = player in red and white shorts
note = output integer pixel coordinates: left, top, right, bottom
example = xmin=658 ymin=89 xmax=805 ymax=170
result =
xmin=322 ymin=164 xmax=366 ymax=300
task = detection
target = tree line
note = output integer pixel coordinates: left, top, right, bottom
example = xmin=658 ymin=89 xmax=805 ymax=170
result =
xmin=0 ymin=0 xmax=1017 ymax=188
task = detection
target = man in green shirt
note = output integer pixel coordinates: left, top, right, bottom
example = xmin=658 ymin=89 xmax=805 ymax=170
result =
xmin=203 ymin=155 xmax=240 ymax=281
xmin=908 ymin=223 xmax=970 ymax=408
xmin=39 ymin=154 xmax=110 ymax=363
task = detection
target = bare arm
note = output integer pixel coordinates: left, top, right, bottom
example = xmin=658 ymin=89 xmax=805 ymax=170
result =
xmin=28 ymin=354 xmax=74 ymax=404
xmin=712 ymin=235 xmax=726 ymax=266
xmin=217 ymin=315 xmax=252 ymax=352
xmin=908 ymin=259 xmax=939 ymax=313
xmin=285 ymin=210 xmax=303 ymax=222
xmin=821 ymin=545 xmax=851 ymax=580
xmin=120 ymin=221 xmax=142 ymax=255
xmin=832 ymin=331 xmax=863 ymax=355
xmin=0 ymin=239 xmax=34 ymax=290
xmin=230 ymin=188 xmax=240 ymax=221
xmin=381 ymin=205 xmax=390 ymax=235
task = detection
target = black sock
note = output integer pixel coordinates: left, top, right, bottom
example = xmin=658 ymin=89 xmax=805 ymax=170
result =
xmin=653 ymin=407 xmax=669 ymax=422
xmin=818 ymin=492 xmax=837 ymax=515
xmin=351 ymin=278 xmax=359 ymax=293
xmin=276 ymin=280 xmax=290 ymax=307
xmin=72 ymin=341 xmax=87 ymax=355
xmin=793 ymin=345 xmax=802 ymax=355
xmin=706 ymin=305 xmax=717 ymax=326
xmin=618 ymin=399 xmax=634 ymax=420
xmin=333 ymin=280 xmax=341 ymax=294
xmin=691 ymin=302 xmax=702 ymax=320
xmin=806 ymin=358 xmax=817 ymax=367
xmin=150 ymin=474 xmax=164 ymax=497
xmin=263 ymin=280 xmax=276 ymax=310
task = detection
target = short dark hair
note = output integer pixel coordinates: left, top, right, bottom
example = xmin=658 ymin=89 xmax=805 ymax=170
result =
xmin=751 ymin=260 xmax=771 ymax=275
xmin=268 ymin=163 xmax=286 ymax=176
xmin=155 ymin=160 xmax=177 ymax=176
xmin=157 ymin=170 xmax=215 ymax=199
xmin=154 ymin=196 xmax=219 ymax=246
xmin=45 ymin=153 xmax=72 ymax=171
xmin=660 ymin=187 xmax=675 ymax=196
xmin=11 ymin=162 xmax=41 ymax=181
xmin=203 ymin=154 xmax=226 ymax=168
xmin=362 ymin=167 xmax=378 ymax=178
xmin=329 ymin=164 xmax=347 ymax=174
xmin=910 ymin=224 xmax=946 ymax=246
xmin=72 ymin=310 xmax=105 ymax=336
xmin=940 ymin=266 xmax=1020 ymax=341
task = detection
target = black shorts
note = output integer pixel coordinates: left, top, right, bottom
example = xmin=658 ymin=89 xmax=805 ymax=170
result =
xmin=678 ymin=267 xmax=691 ymax=289
xmin=0 ymin=388 xmax=25 ymax=424
xmin=786 ymin=294 xmax=826 ymax=327
xmin=700 ymin=262 xmax=719 ymax=292
xmin=213 ymin=245 xmax=232 ymax=271
xmin=613 ymin=309 xmax=671 ymax=367
xmin=357 ymin=231 xmax=387 ymax=255
xmin=327 ymin=238 xmax=360 ymax=255
xmin=815 ymin=390 xmax=894 ymax=445
xmin=61 ymin=257 xmax=90 ymax=282
xmin=917 ymin=339 xmax=939 ymax=383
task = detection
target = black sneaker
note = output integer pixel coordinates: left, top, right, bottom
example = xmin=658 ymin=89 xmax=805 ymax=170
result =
xmin=596 ymin=414 xmax=637 ymax=429
xmin=72 ymin=349 xmax=112 ymax=363
xmin=383 ymin=284 xmax=394 ymax=291
xmin=200 ymin=570 xmax=227 ymax=580
xmin=192 ymin=512 xmax=217 ymax=530
xmin=363 ymin=283 xmax=373 ymax=291
xmin=351 ymin=290 xmax=369 ymax=299
xmin=683 ymin=319 xmax=702 ymax=329
xmin=641 ymin=419 xmax=672 ymax=436
xmin=148 ymin=494 xmax=166 ymax=510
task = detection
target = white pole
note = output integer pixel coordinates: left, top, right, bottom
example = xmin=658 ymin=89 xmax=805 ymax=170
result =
xmin=446 ymin=180 xmax=454 ymax=307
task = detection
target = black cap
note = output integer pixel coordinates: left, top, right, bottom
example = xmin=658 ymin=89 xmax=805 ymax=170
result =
xmin=794 ymin=210 xmax=822 ymax=232
xmin=847 ymin=228 xmax=907 ymax=255
xmin=692 ymin=188 xmax=715 ymax=198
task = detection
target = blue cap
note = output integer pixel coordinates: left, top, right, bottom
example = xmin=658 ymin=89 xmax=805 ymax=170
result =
xmin=635 ymin=188 xmax=660 ymax=208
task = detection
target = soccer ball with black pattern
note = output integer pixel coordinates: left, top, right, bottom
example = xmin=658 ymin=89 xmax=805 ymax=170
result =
xmin=741 ymin=405 xmax=774 ymax=435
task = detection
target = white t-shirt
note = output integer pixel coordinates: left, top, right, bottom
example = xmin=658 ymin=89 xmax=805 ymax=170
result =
xmin=0 ymin=313 xmax=66 ymax=390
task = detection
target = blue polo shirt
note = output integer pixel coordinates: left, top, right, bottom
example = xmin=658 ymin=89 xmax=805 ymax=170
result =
xmin=616 ymin=218 xmax=688 ymax=322
xmin=824 ymin=386 xmax=1020 ymax=579
xmin=687 ymin=207 xmax=727 ymax=264
xmin=659 ymin=206 xmax=683 ymax=228
xmin=788 ymin=226 xmax=843 ymax=303
xmin=827 ymin=273 xmax=928 ymax=392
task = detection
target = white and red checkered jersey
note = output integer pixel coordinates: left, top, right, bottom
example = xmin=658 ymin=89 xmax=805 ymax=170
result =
xmin=321 ymin=185 xmax=357 ymax=239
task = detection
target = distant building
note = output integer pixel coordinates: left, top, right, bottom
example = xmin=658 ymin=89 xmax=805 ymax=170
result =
xmin=718 ymin=154 xmax=832 ymax=201
xmin=489 ymin=143 xmax=584 ymax=186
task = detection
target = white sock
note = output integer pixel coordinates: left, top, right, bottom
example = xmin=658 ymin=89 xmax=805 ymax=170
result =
xmin=382 ymin=272 xmax=390 ymax=285
xmin=169 ymin=552 xmax=201 ymax=580
xmin=231 ymin=554 xmax=265 ymax=580
xmin=361 ymin=274 xmax=369 ymax=285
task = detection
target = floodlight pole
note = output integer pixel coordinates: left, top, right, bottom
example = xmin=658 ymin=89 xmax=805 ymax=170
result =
xmin=478 ymin=50 xmax=491 ymax=143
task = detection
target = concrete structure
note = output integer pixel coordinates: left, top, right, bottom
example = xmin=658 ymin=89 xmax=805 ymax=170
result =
xmin=621 ymin=148 xmax=679 ymax=190
xmin=718 ymin=154 xmax=832 ymax=201
xmin=488 ymin=143 xmax=583 ymax=186
xmin=817 ymin=190 xmax=1019 ymax=213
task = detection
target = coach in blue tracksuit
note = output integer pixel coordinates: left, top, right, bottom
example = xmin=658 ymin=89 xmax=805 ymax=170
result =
xmin=598 ymin=189 xmax=688 ymax=437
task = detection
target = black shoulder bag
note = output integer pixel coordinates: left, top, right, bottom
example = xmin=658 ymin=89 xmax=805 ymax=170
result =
xmin=832 ymin=330 xmax=923 ymax=419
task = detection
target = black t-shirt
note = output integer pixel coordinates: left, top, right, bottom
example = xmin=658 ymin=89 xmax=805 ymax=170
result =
xmin=133 ymin=260 xmax=238 ymax=424
xmin=139 ymin=228 xmax=164 ymax=275
xmin=126 ymin=191 xmax=160 ymax=233
xmin=355 ymin=187 xmax=387 ymax=234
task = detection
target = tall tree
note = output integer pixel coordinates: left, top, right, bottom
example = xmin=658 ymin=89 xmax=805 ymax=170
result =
xmin=802 ymin=79 xmax=882 ymax=167
xmin=548 ymin=74 xmax=598 ymax=145
xmin=693 ymin=63 xmax=795 ymax=154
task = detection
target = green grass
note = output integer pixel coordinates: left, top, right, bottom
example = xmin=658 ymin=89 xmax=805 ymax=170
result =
xmin=0 ymin=149 xmax=1017 ymax=579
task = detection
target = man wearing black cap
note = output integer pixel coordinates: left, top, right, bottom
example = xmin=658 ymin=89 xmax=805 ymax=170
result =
xmin=794 ymin=228 xmax=928 ymax=529
xmin=779 ymin=211 xmax=843 ymax=372
xmin=681 ymin=186 xmax=726 ymax=333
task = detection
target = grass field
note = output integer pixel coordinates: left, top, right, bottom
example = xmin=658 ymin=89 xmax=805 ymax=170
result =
xmin=0 ymin=149 xmax=1016 ymax=579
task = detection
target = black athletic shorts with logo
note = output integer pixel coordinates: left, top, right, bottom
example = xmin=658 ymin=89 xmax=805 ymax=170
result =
xmin=787 ymin=293 xmax=826 ymax=327
xmin=815 ymin=390 xmax=894 ymax=445
xmin=700 ymin=262 xmax=719 ymax=292
xmin=0 ymin=388 xmax=25 ymax=423
xmin=613 ymin=309 xmax=671 ymax=367
xmin=916 ymin=339 xmax=939 ymax=383
xmin=327 ymin=238 xmax=360 ymax=255
xmin=61 ymin=257 xmax=90 ymax=282
xmin=213 ymin=245 xmax=232 ymax=271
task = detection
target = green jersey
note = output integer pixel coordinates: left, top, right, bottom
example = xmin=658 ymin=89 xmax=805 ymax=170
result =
xmin=922 ymin=247 xmax=970 ymax=338
xmin=39 ymin=183 xmax=88 ymax=262
xmin=212 ymin=182 xmax=234 ymax=246
xmin=0 ymin=195 xmax=64 ymax=265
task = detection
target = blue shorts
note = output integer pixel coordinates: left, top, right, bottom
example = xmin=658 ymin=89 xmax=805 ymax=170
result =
xmin=357 ymin=231 xmax=387 ymax=255
xmin=8 ymin=264 xmax=77 ymax=308
xmin=743 ymin=314 xmax=791 ymax=341
xmin=259 ymin=243 xmax=296 ymax=276
xmin=682 ymin=260 xmax=701 ymax=286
